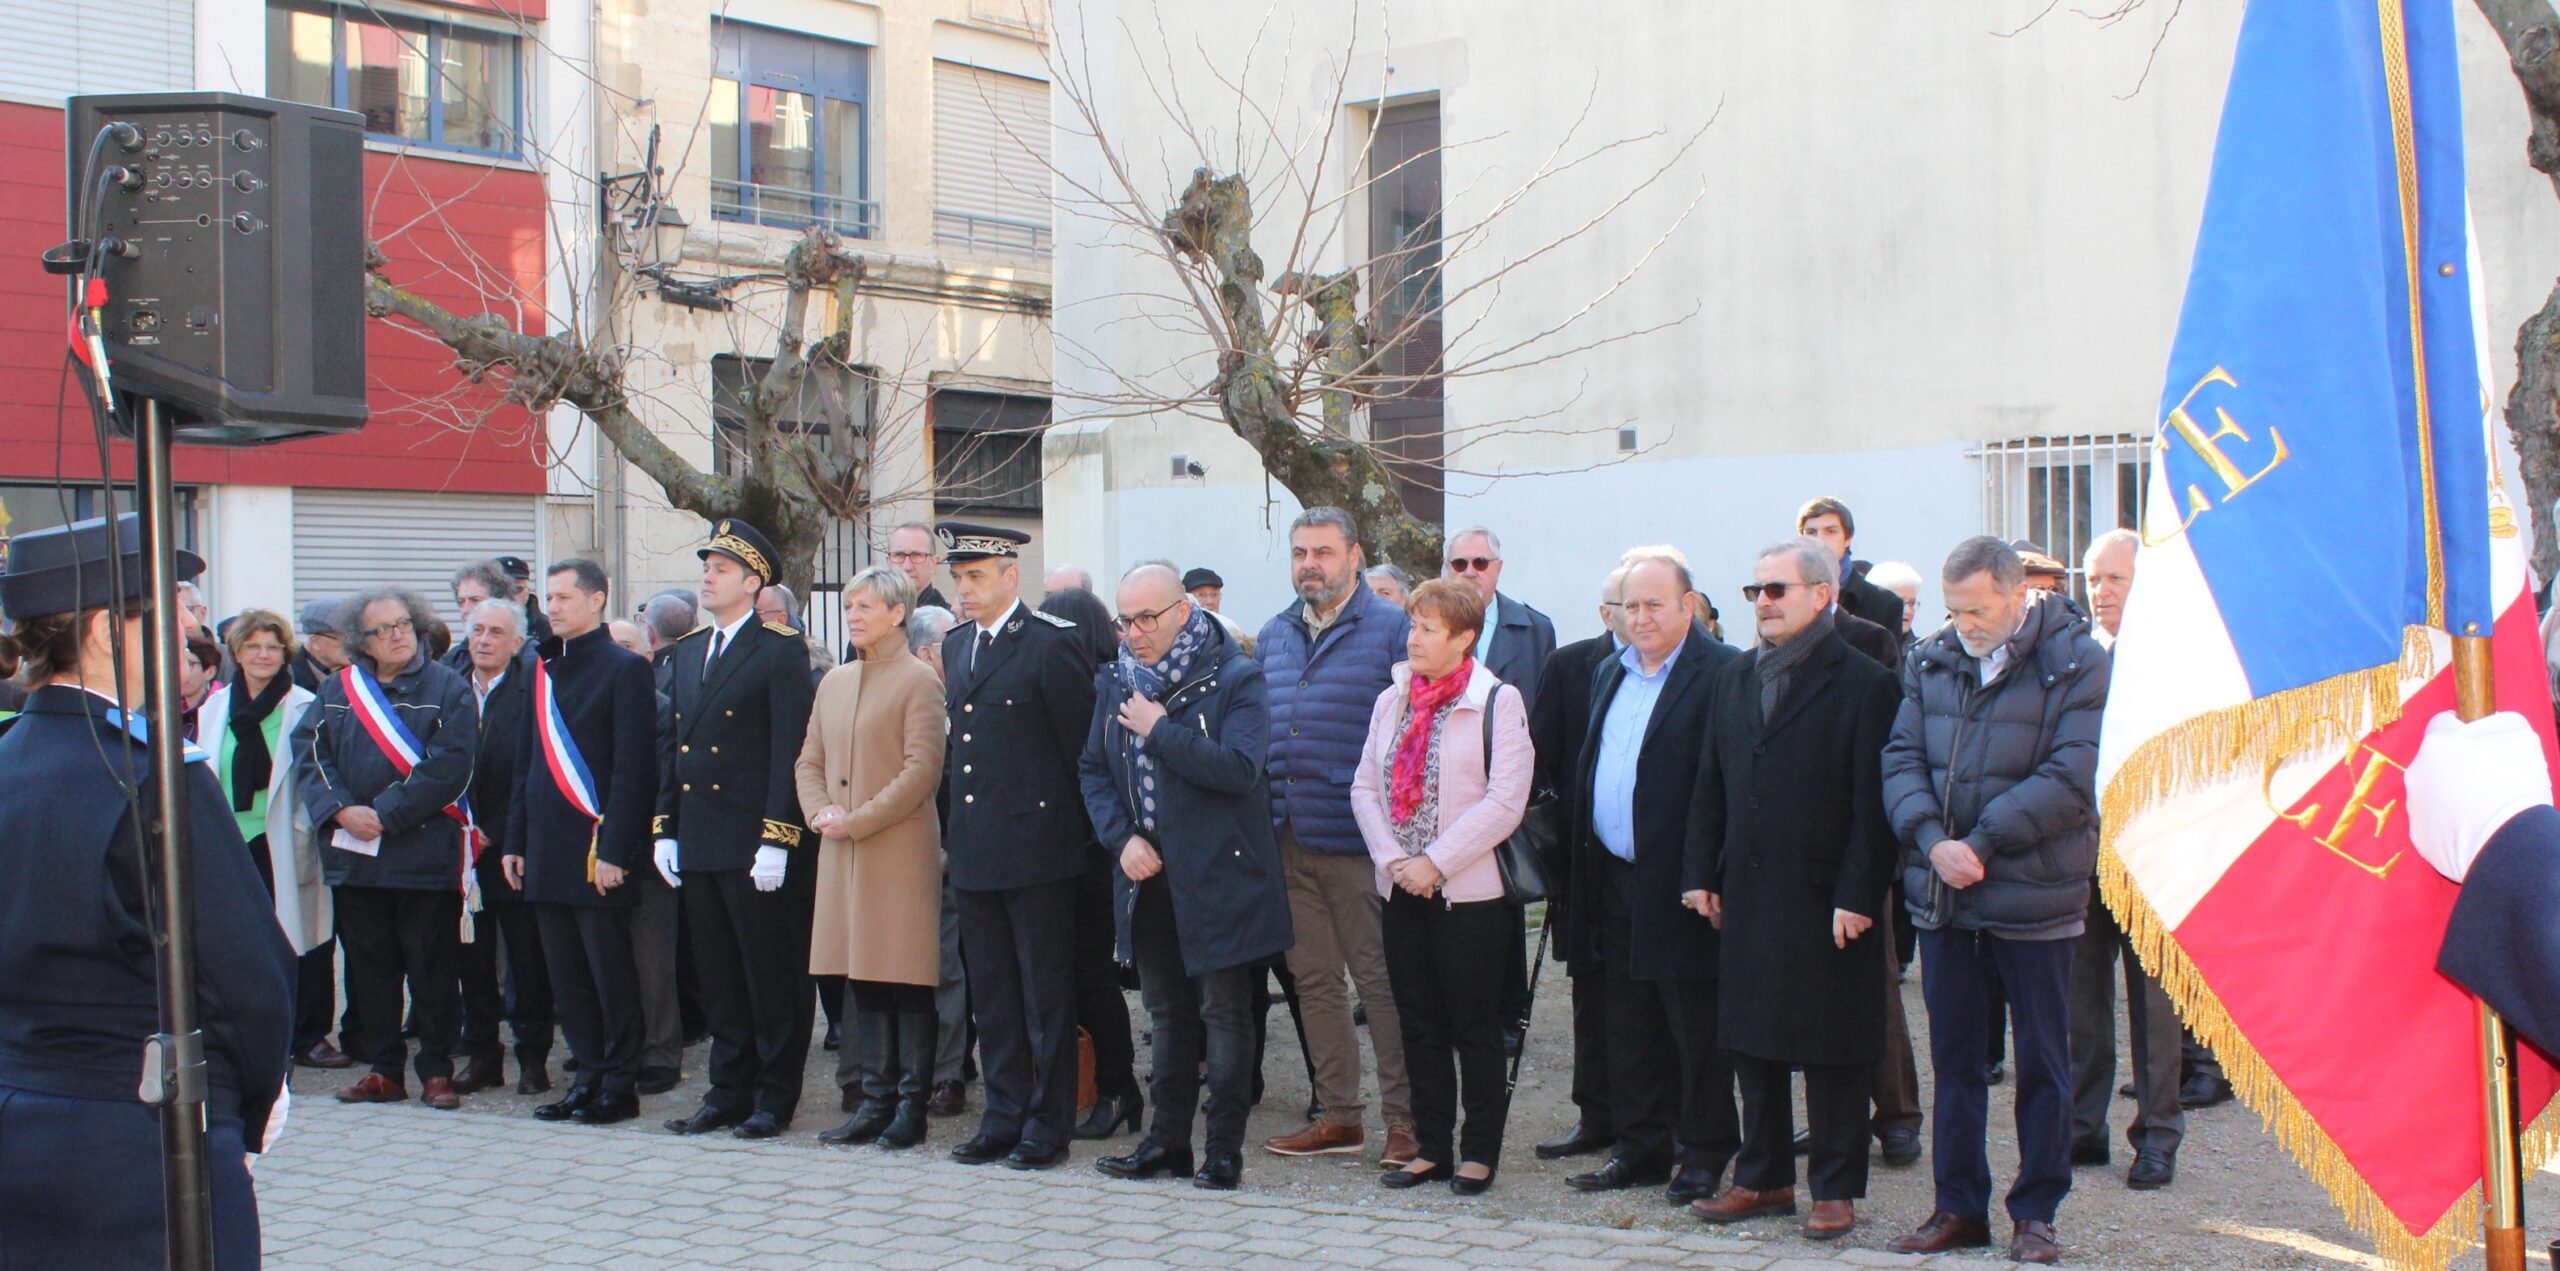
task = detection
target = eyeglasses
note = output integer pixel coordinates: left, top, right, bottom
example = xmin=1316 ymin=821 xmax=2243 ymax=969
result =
xmin=1742 ymin=582 xmax=1823 ymax=602
xmin=361 ymin=617 xmax=415 ymax=641
xmin=887 ymin=550 xmax=935 ymax=564
xmin=1112 ymin=601 xmax=1184 ymax=633
xmin=238 ymin=641 xmax=287 ymax=656
xmin=1445 ymin=557 xmax=1497 ymax=574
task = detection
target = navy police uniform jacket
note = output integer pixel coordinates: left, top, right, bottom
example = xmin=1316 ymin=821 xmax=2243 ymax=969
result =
xmin=0 ymin=686 xmax=294 ymax=1146
xmin=2441 ymin=803 xmax=2560 ymax=1061
xmin=657 ymin=616 xmax=815 ymax=870
xmin=509 ymin=628 xmax=661 ymax=907
xmin=943 ymin=600 xmax=1100 ymax=892
xmin=292 ymin=651 xmax=481 ymax=892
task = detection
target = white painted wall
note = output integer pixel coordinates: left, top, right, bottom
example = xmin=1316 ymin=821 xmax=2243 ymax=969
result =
xmin=204 ymin=485 xmax=295 ymax=618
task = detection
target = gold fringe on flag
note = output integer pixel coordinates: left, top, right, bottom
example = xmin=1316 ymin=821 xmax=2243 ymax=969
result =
xmin=2097 ymin=626 xmax=2560 ymax=1271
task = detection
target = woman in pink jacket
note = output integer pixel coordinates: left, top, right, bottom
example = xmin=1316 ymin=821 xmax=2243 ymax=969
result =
xmin=1351 ymin=577 xmax=1533 ymax=1195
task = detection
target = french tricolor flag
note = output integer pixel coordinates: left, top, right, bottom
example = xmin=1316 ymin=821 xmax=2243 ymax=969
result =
xmin=2097 ymin=2 xmax=2560 ymax=1266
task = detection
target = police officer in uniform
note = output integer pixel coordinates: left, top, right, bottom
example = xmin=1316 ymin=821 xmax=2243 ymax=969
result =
xmin=0 ymin=515 xmax=294 ymax=1266
xmin=656 ymin=520 xmax=818 ymax=1140
xmin=938 ymin=521 xmax=1101 ymax=1170
xmin=506 ymin=560 xmax=661 ymax=1126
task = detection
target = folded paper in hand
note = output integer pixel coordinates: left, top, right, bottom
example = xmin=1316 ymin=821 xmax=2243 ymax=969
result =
xmin=331 ymin=827 xmax=381 ymax=857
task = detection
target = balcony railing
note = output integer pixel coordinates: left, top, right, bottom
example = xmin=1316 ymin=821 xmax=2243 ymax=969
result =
xmin=712 ymin=179 xmax=880 ymax=239
xmin=934 ymin=209 xmax=1052 ymax=257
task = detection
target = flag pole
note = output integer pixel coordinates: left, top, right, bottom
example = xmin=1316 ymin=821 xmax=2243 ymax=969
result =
xmin=2451 ymin=634 xmax=2526 ymax=1271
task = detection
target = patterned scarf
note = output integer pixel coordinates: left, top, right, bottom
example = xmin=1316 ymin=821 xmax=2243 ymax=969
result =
xmin=1119 ymin=603 xmax=1219 ymax=836
xmin=1390 ymin=657 xmax=1474 ymax=825
xmin=1757 ymin=606 xmax=1834 ymax=720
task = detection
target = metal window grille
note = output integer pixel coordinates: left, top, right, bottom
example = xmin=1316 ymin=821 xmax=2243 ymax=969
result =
xmin=1975 ymin=433 xmax=2151 ymax=604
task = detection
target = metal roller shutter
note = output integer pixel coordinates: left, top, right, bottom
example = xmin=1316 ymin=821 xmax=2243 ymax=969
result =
xmin=932 ymin=61 xmax=1050 ymax=252
xmin=0 ymin=0 xmax=193 ymax=104
xmin=293 ymin=490 xmax=540 ymax=624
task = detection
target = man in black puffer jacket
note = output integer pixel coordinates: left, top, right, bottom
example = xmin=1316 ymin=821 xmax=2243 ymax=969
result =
xmin=1878 ymin=537 xmax=2108 ymax=1268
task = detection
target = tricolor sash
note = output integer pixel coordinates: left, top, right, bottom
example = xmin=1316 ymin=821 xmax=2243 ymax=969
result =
xmin=340 ymin=665 xmax=482 ymax=938
xmin=531 ymin=654 xmax=606 ymax=882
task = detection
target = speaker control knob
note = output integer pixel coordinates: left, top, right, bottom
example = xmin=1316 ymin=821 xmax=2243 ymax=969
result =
xmin=231 ymin=129 xmax=261 ymax=152
xmin=231 ymin=213 xmax=263 ymax=234
xmin=232 ymin=172 xmax=260 ymax=193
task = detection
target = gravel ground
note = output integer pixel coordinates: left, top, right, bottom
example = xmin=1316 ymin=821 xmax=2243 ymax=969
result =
xmin=310 ymin=940 xmax=2560 ymax=1269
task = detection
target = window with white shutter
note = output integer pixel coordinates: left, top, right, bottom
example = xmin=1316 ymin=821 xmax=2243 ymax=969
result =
xmin=932 ymin=62 xmax=1051 ymax=257
xmin=293 ymin=490 xmax=539 ymax=625
xmin=0 ymin=0 xmax=193 ymax=105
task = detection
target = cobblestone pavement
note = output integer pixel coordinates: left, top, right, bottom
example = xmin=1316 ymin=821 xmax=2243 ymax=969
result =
xmin=258 ymin=1095 xmax=2073 ymax=1270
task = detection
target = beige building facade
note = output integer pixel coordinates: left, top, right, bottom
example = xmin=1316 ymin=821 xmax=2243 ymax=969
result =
xmin=1047 ymin=2 xmax=2560 ymax=637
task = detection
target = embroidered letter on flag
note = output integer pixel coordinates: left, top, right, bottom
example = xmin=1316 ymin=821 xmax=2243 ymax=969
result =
xmin=2097 ymin=2 xmax=2560 ymax=1266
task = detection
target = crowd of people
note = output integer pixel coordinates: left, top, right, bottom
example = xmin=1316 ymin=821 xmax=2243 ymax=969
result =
xmin=0 ymin=496 xmax=2265 ymax=1265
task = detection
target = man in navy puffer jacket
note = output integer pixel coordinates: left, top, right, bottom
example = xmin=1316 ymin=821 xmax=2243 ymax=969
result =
xmin=1254 ymin=507 xmax=1417 ymax=1163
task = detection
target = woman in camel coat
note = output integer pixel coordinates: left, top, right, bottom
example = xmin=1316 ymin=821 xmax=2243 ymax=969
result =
xmin=796 ymin=564 xmax=947 ymax=1149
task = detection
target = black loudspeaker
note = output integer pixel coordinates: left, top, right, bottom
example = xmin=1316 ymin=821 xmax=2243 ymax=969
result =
xmin=66 ymin=92 xmax=369 ymax=445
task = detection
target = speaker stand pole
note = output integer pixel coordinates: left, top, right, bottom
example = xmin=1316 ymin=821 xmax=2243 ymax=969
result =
xmin=138 ymin=396 xmax=216 ymax=1271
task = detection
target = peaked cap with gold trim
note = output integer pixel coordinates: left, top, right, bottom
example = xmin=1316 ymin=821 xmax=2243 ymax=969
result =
xmin=699 ymin=518 xmax=778 ymax=584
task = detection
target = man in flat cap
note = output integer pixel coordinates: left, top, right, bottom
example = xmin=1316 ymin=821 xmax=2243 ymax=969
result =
xmin=937 ymin=520 xmax=1101 ymax=1170
xmin=1183 ymin=567 xmax=1224 ymax=614
xmin=655 ymin=519 xmax=818 ymax=1140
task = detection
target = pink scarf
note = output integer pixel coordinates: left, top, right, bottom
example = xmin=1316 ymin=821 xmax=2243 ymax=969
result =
xmin=1390 ymin=658 xmax=1474 ymax=825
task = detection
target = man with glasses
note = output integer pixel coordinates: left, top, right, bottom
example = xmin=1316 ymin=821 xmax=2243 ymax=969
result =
xmin=1443 ymin=527 xmax=1555 ymax=710
xmin=887 ymin=521 xmax=952 ymax=612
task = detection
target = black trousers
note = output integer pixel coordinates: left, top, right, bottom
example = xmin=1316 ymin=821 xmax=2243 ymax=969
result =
xmin=1072 ymin=861 xmax=1137 ymax=1100
xmin=1734 ymin=1054 xmax=1872 ymax=1200
xmin=1129 ymin=875 xmax=1256 ymax=1156
xmin=1596 ymin=858 xmax=1738 ymax=1170
xmin=1383 ymin=889 xmax=1518 ymax=1167
xmin=958 ymin=878 xmax=1079 ymax=1145
xmin=538 ymin=902 xmax=641 ymax=1095
xmin=630 ymin=865 xmax=684 ymax=1075
xmin=687 ymin=867 xmax=817 ymax=1118
xmin=458 ymin=899 xmax=553 ymax=1069
xmin=1568 ymin=966 xmax=1613 ymax=1135
xmin=336 ymin=884 xmax=461 ymax=1084
xmin=294 ymin=938 xmax=338 ymax=1054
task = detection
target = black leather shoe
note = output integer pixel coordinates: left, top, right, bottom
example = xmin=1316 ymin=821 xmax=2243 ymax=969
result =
xmin=1097 ymin=1139 xmax=1194 ymax=1180
xmin=2070 ymin=1135 xmax=2112 ymax=1167
xmin=451 ymin=1057 xmax=505 ymax=1094
xmin=635 ymin=1067 xmax=680 ymax=1096
xmin=1666 ymin=1164 xmax=1721 ymax=1204
xmin=821 ymin=1102 xmax=897 ymax=1147
xmin=1005 ymin=1139 xmax=1069 ymax=1170
xmin=1791 ymin=1128 xmax=1811 ymax=1156
xmin=928 ymin=1080 xmax=966 ymax=1117
xmin=1075 ymin=1089 xmax=1143 ymax=1141
xmin=1502 ymin=1026 xmax=1525 ymax=1060
xmin=732 ymin=1111 xmax=787 ymax=1140
xmin=1878 ymin=1127 xmax=1922 ymax=1167
xmin=2127 ymin=1147 xmax=2177 ymax=1190
xmin=663 ymin=1104 xmax=747 ymax=1136
xmin=1193 ymin=1149 xmax=1242 ymax=1191
xmin=1986 ymin=1062 xmax=2006 ymax=1085
xmin=951 ymin=1133 xmax=1018 ymax=1165
xmin=1450 ymin=1166 xmax=1495 ymax=1196
xmin=823 ymin=1022 xmax=842 ymax=1051
xmin=533 ymin=1085 xmax=596 ymax=1122
xmin=1534 ymin=1122 xmax=1615 ymax=1160
xmin=1567 ymin=1156 xmax=1672 ymax=1192
xmin=1379 ymin=1162 xmax=1453 ymax=1189
xmin=294 ymin=1041 xmax=355 ymax=1070
xmin=572 ymin=1091 xmax=639 ymax=1124
xmin=2179 ymin=1072 xmax=2235 ymax=1109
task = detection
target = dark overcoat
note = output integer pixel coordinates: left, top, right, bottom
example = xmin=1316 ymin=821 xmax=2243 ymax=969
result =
xmin=508 ymin=628 xmax=661 ymax=907
xmin=658 ymin=617 xmax=816 ymax=871
xmin=1683 ymin=630 xmax=1899 ymax=1064
xmin=1566 ymin=632 xmax=1738 ymax=981
xmin=942 ymin=601 xmax=1101 ymax=892
xmin=1531 ymin=633 xmax=1613 ymax=971
xmin=466 ymin=649 xmax=533 ymax=898
xmin=1078 ymin=633 xmax=1293 ymax=977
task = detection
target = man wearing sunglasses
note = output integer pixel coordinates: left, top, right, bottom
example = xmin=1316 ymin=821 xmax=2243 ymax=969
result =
xmin=1442 ymin=528 xmax=1556 ymax=710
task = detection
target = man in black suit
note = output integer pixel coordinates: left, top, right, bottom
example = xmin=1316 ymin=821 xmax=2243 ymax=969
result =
xmin=654 ymin=520 xmax=818 ymax=1140
xmin=1564 ymin=554 xmax=1743 ymax=1204
xmin=1443 ymin=527 xmax=1557 ymax=706
xmin=1530 ymin=563 xmax=1629 ymax=1162
xmin=452 ymin=597 xmax=553 ymax=1097
xmin=938 ymin=520 xmax=1101 ymax=1171
xmin=504 ymin=559 xmax=661 ymax=1126
xmin=1798 ymin=497 xmax=1905 ymax=637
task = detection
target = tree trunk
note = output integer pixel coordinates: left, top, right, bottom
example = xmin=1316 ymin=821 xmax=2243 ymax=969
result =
xmin=2473 ymin=0 xmax=2560 ymax=582
xmin=1164 ymin=168 xmax=1444 ymax=567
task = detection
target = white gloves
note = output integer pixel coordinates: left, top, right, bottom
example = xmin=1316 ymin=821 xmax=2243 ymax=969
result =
xmin=652 ymin=838 xmax=682 ymax=888
xmin=2404 ymin=711 xmax=2554 ymax=884
xmin=751 ymin=845 xmax=788 ymax=892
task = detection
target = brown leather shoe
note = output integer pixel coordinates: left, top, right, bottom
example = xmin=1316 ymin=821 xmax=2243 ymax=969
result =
xmin=2009 ymin=1219 xmax=2062 ymax=1264
xmin=1380 ymin=1124 xmax=1420 ymax=1168
xmin=335 ymin=1073 xmax=406 ymax=1104
xmin=421 ymin=1077 xmax=461 ymax=1110
xmin=1888 ymin=1210 xmax=1993 ymax=1254
xmin=1690 ymin=1184 xmax=1796 ymax=1224
xmin=1263 ymin=1118 xmax=1364 ymax=1157
xmin=1803 ymin=1199 xmax=1857 ymax=1241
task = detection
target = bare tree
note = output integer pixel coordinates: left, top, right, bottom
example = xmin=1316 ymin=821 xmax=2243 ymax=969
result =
xmin=1047 ymin=0 xmax=1710 ymax=566
xmin=2473 ymin=0 xmax=2560 ymax=585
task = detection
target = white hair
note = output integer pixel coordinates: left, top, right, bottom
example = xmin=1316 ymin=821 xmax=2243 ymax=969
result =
xmin=1865 ymin=560 xmax=1923 ymax=596
xmin=2082 ymin=528 xmax=2140 ymax=572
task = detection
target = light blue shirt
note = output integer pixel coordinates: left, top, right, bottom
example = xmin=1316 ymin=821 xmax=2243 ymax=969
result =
xmin=1473 ymin=592 xmax=1501 ymax=662
xmin=1591 ymin=636 xmax=1684 ymax=862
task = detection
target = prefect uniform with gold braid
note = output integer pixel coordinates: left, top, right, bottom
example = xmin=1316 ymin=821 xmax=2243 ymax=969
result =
xmin=656 ymin=520 xmax=818 ymax=1137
